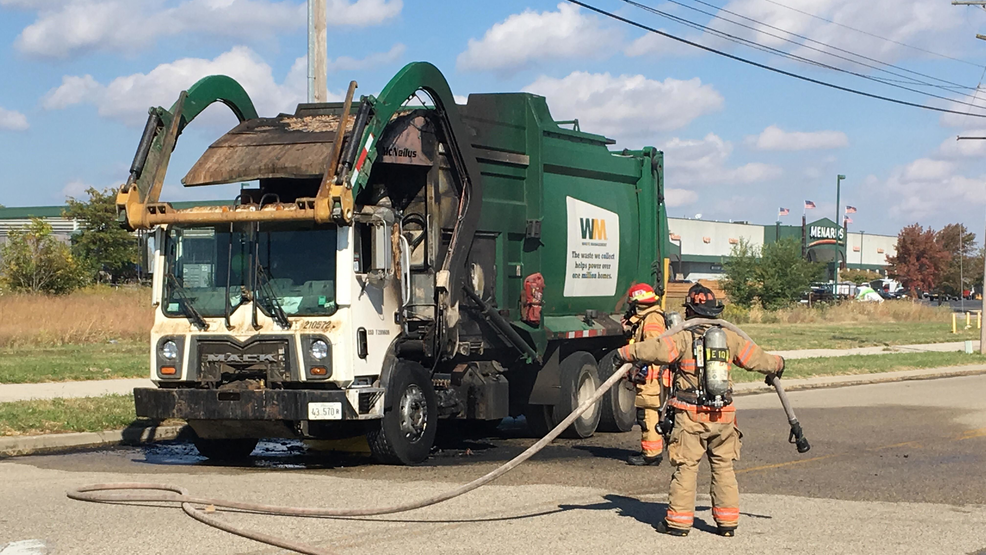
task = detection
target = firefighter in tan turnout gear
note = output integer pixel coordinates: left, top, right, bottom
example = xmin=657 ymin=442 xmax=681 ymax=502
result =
xmin=623 ymin=284 xmax=667 ymax=467
xmin=615 ymin=284 xmax=785 ymax=537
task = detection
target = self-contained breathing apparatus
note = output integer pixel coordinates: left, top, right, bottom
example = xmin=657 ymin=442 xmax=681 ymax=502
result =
xmin=657 ymin=317 xmax=734 ymax=441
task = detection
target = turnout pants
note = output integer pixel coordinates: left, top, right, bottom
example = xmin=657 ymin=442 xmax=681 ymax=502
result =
xmin=634 ymin=366 xmax=667 ymax=457
xmin=665 ymin=408 xmax=742 ymax=530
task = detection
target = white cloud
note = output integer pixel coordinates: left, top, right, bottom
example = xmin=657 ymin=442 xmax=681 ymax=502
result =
xmin=0 ymin=107 xmax=29 ymax=131
xmin=939 ymin=131 xmax=986 ymax=158
xmin=883 ymin=157 xmax=986 ymax=219
xmin=523 ymin=71 xmax=723 ymax=138
xmin=42 ymin=46 xmax=317 ymax=126
xmin=747 ymin=125 xmax=848 ymax=151
xmin=718 ymin=0 xmax=970 ymax=68
xmin=61 ymin=179 xmax=94 ymax=199
xmin=9 ymin=0 xmax=401 ymax=59
xmin=457 ymin=3 xmax=620 ymax=72
xmin=327 ymin=43 xmax=405 ymax=73
xmin=662 ymin=133 xmax=783 ymax=186
xmin=665 ymin=188 xmax=698 ymax=207
xmin=624 ymin=31 xmax=698 ymax=58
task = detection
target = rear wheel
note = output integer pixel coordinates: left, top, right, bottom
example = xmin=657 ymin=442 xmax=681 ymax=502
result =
xmin=554 ymin=351 xmax=601 ymax=439
xmin=366 ymin=360 xmax=438 ymax=465
xmin=193 ymin=437 xmax=259 ymax=461
xmin=597 ymin=350 xmax=637 ymax=433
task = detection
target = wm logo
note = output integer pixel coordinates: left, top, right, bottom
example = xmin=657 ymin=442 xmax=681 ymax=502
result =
xmin=580 ymin=218 xmax=608 ymax=240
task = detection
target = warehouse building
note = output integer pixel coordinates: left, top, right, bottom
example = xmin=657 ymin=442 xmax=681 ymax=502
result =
xmin=667 ymin=216 xmax=897 ymax=282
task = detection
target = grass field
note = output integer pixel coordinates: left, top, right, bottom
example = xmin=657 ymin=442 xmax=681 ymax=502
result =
xmin=0 ymin=342 xmax=146 ymax=384
xmin=744 ymin=321 xmax=980 ymax=351
xmin=0 ymin=394 xmax=138 ymax=436
xmin=732 ymin=351 xmax=986 ymax=382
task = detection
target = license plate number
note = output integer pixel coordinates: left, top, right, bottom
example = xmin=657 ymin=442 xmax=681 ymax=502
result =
xmin=308 ymin=402 xmax=343 ymax=420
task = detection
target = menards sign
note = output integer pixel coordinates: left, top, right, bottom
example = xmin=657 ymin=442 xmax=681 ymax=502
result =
xmin=808 ymin=222 xmax=845 ymax=247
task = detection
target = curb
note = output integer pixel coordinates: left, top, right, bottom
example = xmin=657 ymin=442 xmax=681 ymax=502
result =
xmin=0 ymin=424 xmax=190 ymax=458
xmin=733 ymin=364 xmax=986 ymax=396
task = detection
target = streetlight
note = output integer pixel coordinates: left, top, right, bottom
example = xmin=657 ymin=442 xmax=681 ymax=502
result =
xmin=835 ymin=174 xmax=846 ymax=287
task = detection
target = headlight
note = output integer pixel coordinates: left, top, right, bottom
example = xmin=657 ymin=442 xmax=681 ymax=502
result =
xmin=310 ymin=339 xmax=329 ymax=360
xmin=161 ymin=340 xmax=179 ymax=360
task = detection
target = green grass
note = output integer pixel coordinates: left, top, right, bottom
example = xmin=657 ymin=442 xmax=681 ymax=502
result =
xmin=0 ymin=394 xmax=139 ymax=436
xmin=0 ymin=342 xmax=146 ymax=384
xmin=732 ymin=351 xmax=986 ymax=382
xmin=744 ymin=321 xmax=981 ymax=351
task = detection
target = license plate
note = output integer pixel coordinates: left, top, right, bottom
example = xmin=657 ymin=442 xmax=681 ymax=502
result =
xmin=308 ymin=402 xmax=343 ymax=421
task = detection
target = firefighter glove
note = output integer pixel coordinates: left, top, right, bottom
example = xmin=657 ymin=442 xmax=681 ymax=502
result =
xmin=765 ymin=356 xmax=785 ymax=386
xmin=631 ymin=364 xmax=648 ymax=385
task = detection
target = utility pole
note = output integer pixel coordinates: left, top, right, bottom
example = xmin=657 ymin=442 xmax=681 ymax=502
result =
xmin=834 ymin=174 xmax=845 ymax=287
xmin=952 ymin=1 xmax=986 ymax=352
xmin=307 ymin=0 xmax=327 ymax=102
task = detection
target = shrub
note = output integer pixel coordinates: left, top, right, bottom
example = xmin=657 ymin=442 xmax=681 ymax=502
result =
xmin=0 ymin=218 xmax=89 ymax=294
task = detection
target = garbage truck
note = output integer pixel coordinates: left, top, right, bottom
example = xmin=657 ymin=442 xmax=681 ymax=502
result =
xmin=124 ymin=62 xmax=670 ymax=464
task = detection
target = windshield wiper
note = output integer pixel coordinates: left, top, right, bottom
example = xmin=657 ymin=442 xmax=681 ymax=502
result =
xmin=166 ymin=272 xmax=208 ymax=330
xmin=255 ymin=265 xmax=291 ymax=329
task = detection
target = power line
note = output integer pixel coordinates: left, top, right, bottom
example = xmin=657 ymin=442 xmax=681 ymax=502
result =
xmin=566 ymin=0 xmax=986 ymax=118
xmin=623 ymin=0 xmax=986 ymax=111
xmin=683 ymin=0 xmax=979 ymax=92
xmin=761 ymin=0 xmax=984 ymax=68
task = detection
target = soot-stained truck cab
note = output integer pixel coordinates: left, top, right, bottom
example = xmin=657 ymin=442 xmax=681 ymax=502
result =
xmin=125 ymin=63 xmax=669 ymax=464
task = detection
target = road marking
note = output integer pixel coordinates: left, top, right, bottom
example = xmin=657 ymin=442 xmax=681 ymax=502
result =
xmin=956 ymin=427 xmax=986 ymax=441
xmin=0 ymin=540 xmax=47 ymax=555
xmin=737 ymin=453 xmax=842 ymax=474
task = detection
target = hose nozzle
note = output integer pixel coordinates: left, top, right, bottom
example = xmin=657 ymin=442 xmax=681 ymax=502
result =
xmin=788 ymin=420 xmax=811 ymax=453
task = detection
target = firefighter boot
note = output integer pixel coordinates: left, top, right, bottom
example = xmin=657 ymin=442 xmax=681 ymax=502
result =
xmin=717 ymin=526 xmax=737 ymax=537
xmin=655 ymin=520 xmax=689 ymax=537
xmin=627 ymin=453 xmax=663 ymax=466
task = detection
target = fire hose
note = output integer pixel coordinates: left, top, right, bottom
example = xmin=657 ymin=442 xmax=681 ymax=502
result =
xmin=67 ymin=318 xmax=809 ymax=555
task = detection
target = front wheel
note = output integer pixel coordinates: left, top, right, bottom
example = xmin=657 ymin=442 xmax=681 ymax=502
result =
xmin=554 ymin=351 xmax=601 ymax=439
xmin=366 ymin=360 xmax=438 ymax=465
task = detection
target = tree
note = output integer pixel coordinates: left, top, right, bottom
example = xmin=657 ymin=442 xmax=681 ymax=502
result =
xmin=0 ymin=218 xmax=89 ymax=294
xmin=842 ymin=268 xmax=882 ymax=284
xmin=936 ymin=223 xmax=977 ymax=297
xmin=887 ymin=224 xmax=949 ymax=295
xmin=64 ymin=187 xmax=138 ymax=282
xmin=721 ymin=237 xmax=824 ymax=309
xmin=720 ymin=237 xmax=759 ymax=307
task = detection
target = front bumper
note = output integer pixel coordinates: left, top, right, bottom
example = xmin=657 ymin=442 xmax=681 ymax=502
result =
xmin=134 ymin=387 xmax=384 ymax=421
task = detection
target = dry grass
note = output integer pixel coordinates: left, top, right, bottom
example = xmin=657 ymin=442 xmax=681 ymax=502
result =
xmin=721 ymin=300 xmax=953 ymax=325
xmin=0 ymin=286 xmax=153 ymax=347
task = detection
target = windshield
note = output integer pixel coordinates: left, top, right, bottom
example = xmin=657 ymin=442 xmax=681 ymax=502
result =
xmin=163 ymin=223 xmax=338 ymax=319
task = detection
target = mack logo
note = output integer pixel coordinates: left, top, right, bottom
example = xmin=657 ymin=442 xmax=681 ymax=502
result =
xmin=579 ymin=218 xmax=608 ymax=240
xmin=205 ymin=353 xmax=281 ymax=364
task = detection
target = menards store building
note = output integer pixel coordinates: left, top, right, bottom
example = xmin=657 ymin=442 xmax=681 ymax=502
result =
xmin=667 ymin=216 xmax=897 ymax=282
xmin=0 ymin=206 xmax=897 ymax=283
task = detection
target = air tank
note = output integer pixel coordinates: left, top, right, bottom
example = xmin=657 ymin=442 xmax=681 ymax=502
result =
xmin=703 ymin=326 xmax=730 ymax=404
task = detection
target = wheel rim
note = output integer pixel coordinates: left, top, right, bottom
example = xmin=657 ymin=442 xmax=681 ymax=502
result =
xmin=399 ymin=384 xmax=428 ymax=443
xmin=616 ymin=376 xmax=635 ymax=416
xmin=576 ymin=368 xmax=598 ymax=424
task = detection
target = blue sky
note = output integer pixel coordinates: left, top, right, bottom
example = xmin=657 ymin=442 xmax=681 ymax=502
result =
xmin=1 ymin=0 xmax=986 ymax=238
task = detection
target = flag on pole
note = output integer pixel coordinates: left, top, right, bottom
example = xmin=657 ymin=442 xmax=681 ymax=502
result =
xmin=844 ymin=216 xmax=853 ymax=225
xmin=778 ymin=207 xmax=790 ymax=216
xmin=845 ymin=205 xmax=857 ymax=214
xmin=804 ymin=200 xmax=816 ymax=209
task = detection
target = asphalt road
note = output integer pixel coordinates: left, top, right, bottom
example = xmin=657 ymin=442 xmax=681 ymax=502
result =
xmin=3 ymin=376 xmax=986 ymax=554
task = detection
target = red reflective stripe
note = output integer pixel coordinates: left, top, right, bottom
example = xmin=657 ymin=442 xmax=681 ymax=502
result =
xmin=736 ymin=341 xmax=754 ymax=366
xmin=662 ymin=336 xmax=679 ymax=360
xmin=666 ymin=510 xmax=694 ymax=524
xmin=670 ymin=398 xmax=736 ymax=413
xmin=713 ymin=507 xmax=740 ymax=517
xmin=660 ymin=367 xmax=672 ymax=387
xmin=642 ymin=323 xmax=665 ymax=332
xmin=646 ymin=367 xmax=661 ymax=380
xmin=679 ymin=359 xmax=697 ymax=371
xmin=641 ymin=439 xmax=664 ymax=450
xmin=619 ymin=346 xmax=633 ymax=361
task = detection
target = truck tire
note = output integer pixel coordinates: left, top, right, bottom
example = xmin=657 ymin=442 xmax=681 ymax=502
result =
xmin=596 ymin=350 xmax=637 ymax=433
xmin=524 ymin=404 xmax=554 ymax=438
xmin=366 ymin=360 xmax=438 ymax=465
xmin=554 ymin=351 xmax=601 ymax=439
xmin=193 ymin=437 xmax=259 ymax=461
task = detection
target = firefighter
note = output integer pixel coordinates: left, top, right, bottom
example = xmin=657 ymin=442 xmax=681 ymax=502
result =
xmin=614 ymin=284 xmax=784 ymax=537
xmin=622 ymin=284 xmax=667 ymax=467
